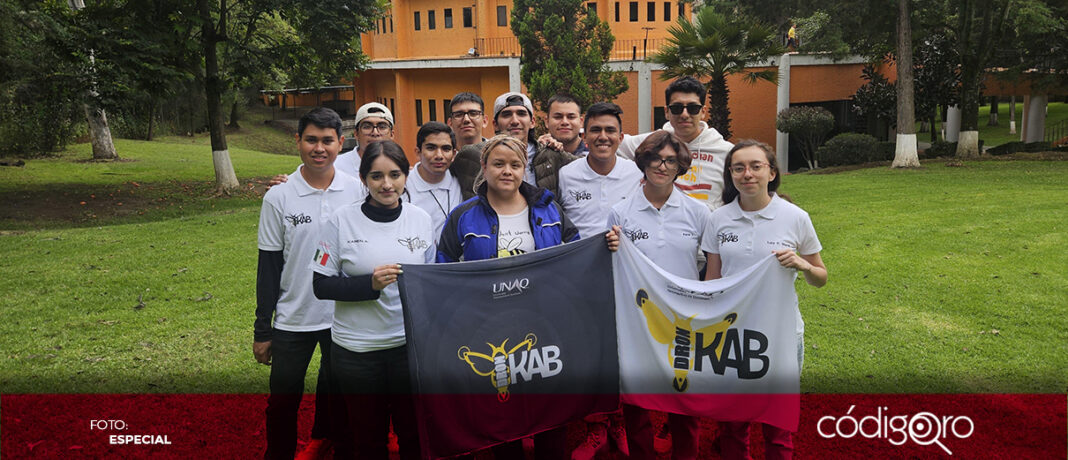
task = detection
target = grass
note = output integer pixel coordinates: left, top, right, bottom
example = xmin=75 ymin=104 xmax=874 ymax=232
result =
xmin=782 ymin=159 xmax=1067 ymax=393
xmin=0 ymin=137 xmax=1065 ymax=394
xmin=914 ymin=101 xmax=1068 ymax=147
xmin=153 ymin=104 xmax=299 ymax=156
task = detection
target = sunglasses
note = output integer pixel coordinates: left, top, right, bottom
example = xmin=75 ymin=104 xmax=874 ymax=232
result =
xmin=667 ymin=103 xmax=703 ymax=116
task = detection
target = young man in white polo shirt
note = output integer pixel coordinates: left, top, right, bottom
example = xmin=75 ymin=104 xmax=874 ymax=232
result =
xmin=405 ymin=122 xmax=463 ymax=242
xmin=268 ymin=102 xmax=393 ymax=195
xmin=255 ymin=108 xmax=362 ymax=459
xmin=617 ymin=76 xmax=734 ymax=212
xmin=557 ymin=102 xmax=642 ymax=239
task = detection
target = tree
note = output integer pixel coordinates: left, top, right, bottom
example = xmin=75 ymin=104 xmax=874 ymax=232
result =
xmin=892 ymin=0 xmax=920 ymax=168
xmin=650 ymin=7 xmax=783 ymax=140
xmin=68 ymin=0 xmax=117 ymax=160
xmin=913 ymin=32 xmax=960 ymax=142
xmin=949 ymin=0 xmax=1013 ymax=158
xmin=510 ymin=0 xmax=628 ymax=114
xmin=775 ymin=106 xmax=834 ymax=170
xmin=194 ymin=0 xmax=382 ymax=193
xmin=852 ymin=64 xmax=897 ymax=140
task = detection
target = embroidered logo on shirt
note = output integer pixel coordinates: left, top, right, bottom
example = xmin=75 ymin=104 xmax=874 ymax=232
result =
xmin=569 ymin=190 xmax=592 ymax=202
xmin=623 ymin=227 xmax=649 ymax=242
xmin=285 ymin=213 xmax=312 ymax=226
xmin=398 ymin=236 xmax=429 ymax=253
xmin=718 ymin=232 xmax=739 ymax=244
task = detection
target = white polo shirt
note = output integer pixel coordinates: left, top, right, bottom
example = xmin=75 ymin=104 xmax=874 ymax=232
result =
xmin=311 ymin=204 xmax=435 ymax=353
xmin=406 ymin=164 xmax=463 ymax=242
xmin=558 ymin=157 xmax=643 ymax=238
xmin=701 ymin=194 xmax=822 ymax=334
xmin=607 ymin=185 xmax=712 ymax=280
xmin=257 ymin=166 xmax=363 ymax=332
xmin=330 ymin=150 xmax=368 ymax=199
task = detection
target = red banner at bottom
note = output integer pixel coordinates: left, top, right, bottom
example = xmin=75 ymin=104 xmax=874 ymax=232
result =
xmin=2 ymin=393 xmax=1064 ymax=458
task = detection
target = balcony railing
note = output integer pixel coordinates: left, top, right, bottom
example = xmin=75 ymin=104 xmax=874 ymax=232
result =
xmin=470 ymin=37 xmax=669 ymax=61
xmin=473 ymin=37 xmax=521 ymax=57
xmin=609 ymin=38 xmax=668 ymax=61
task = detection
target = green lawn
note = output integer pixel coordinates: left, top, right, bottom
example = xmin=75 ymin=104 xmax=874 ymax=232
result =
xmin=0 ymin=140 xmax=1065 ymax=394
xmin=915 ymin=101 xmax=1068 ymax=147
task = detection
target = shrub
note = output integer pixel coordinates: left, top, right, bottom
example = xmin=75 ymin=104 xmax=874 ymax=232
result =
xmin=816 ymin=133 xmax=880 ymax=166
xmin=875 ymin=141 xmax=896 ymax=161
xmin=988 ymin=141 xmax=1024 ymax=156
xmin=776 ymin=106 xmax=835 ymax=169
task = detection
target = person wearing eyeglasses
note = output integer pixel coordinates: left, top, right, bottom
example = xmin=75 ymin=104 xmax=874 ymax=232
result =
xmin=617 ymin=76 xmax=733 ymax=213
xmin=703 ymin=140 xmax=827 ymax=460
xmin=446 ymin=92 xmax=489 ymax=150
xmin=607 ymin=130 xmax=714 ymax=460
xmin=406 ymin=122 xmax=463 ymax=243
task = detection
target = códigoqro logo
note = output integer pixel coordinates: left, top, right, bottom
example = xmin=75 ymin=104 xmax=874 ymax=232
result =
xmin=817 ymin=405 xmax=974 ymax=455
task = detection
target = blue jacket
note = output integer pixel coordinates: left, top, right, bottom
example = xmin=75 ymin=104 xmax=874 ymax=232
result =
xmin=436 ymin=182 xmax=580 ymax=263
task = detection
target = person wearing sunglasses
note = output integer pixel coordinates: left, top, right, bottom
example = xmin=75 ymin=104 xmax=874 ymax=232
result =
xmin=617 ymin=76 xmax=734 ymax=213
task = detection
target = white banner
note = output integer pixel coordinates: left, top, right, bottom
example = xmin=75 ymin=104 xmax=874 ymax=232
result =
xmin=613 ymin=237 xmax=800 ymax=429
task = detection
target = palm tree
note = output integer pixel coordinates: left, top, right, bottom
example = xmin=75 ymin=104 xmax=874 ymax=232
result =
xmin=650 ymin=7 xmax=783 ymax=140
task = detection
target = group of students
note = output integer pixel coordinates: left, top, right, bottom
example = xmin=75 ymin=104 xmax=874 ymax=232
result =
xmin=255 ymin=76 xmax=827 ymax=460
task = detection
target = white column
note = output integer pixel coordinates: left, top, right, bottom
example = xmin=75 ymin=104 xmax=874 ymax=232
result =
xmin=1023 ymin=93 xmax=1047 ymax=143
xmin=508 ymin=60 xmax=521 ymax=93
xmin=638 ymin=62 xmax=653 ymax=133
xmin=775 ymin=53 xmax=791 ymax=173
xmin=945 ymin=106 xmax=961 ymax=142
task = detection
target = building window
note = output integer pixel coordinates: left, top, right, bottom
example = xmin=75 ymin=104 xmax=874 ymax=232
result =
xmin=444 ymin=8 xmax=453 ymax=28
xmin=390 ymin=16 xmax=393 ymax=33
xmin=463 ymin=7 xmax=473 ymax=27
xmin=416 ymin=100 xmax=423 ymax=126
xmin=414 ymin=11 xmax=421 ymax=30
xmin=430 ymin=99 xmax=439 ymax=121
xmin=653 ymin=106 xmax=667 ymax=132
xmin=629 ymin=2 xmax=638 ymax=21
xmin=664 ymin=2 xmax=671 ymax=21
xmin=587 ymin=2 xmax=597 ymax=17
xmin=444 ymin=99 xmax=452 ymax=119
xmin=497 ymin=6 xmax=508 ymax=26
xmin=614 ymin=2 xmax=620 ymax=21
xmin=390 ymin=98 xmax=395 ymax=113
xmin=428 ymin=10 xmax=436 ymax=29
xmin=678 ymin=2 xmax=684 ymax=18
xmin=647 ymin=2 xmax=655 ymax=21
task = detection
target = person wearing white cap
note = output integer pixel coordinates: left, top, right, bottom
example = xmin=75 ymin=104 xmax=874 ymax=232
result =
xmin=451 ymin=92 xmax=576 ymax=201
xmin=333 ymin=102 xmax=395 ymax=180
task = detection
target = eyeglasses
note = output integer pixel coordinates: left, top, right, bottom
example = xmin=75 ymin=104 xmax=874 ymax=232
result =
xmin=729 ymin=162 xmax=770 ymax=175
xmin=450 ymin=110 xmax=483 ymax=120
xmin=667 ymin=103 xmax=703 ymax=116
xmin=359 ymin=122 xmax=392 ymax=133
xmin=651 ymin=157 xmax=679 ymax=168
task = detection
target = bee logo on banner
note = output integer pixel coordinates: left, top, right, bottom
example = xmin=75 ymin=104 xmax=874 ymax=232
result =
xmin=456 ymin=333 xmax=563 ymax=402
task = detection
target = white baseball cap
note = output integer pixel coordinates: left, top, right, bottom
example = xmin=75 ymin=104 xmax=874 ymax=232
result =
xmin=354 ymin=102 xmax=394 ymax=127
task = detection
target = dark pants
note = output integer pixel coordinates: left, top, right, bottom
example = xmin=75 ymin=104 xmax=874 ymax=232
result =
xmin=332 ymin=342 xmax=420 ymax=460
xmin=624 ymin=405 xmax=700 ymax=460
xmin=490 ymin=425 xmax=568 ymax=460
xmin=265 ymin=328 xmax=341 ymax=459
